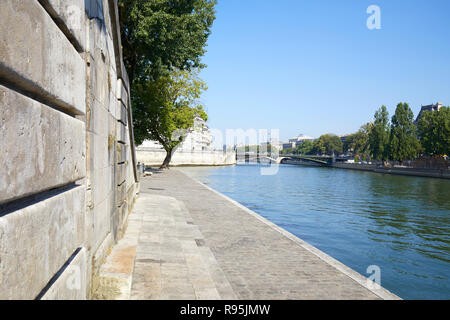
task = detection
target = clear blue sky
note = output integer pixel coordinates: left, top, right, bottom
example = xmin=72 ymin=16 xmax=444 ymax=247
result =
xmin=199 ymin=0 xmax=450 ymax=141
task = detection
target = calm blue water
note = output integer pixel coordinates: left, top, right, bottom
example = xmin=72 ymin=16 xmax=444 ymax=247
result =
xmin=179 ymin=164 xmax=450 ymax=300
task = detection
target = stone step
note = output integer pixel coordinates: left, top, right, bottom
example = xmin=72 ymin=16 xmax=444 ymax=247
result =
xmin=92 ymin=205 xmax=144 ymax=300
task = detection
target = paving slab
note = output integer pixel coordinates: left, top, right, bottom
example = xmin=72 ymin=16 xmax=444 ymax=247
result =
xmin=98 ymin=169 xmax=400 ymax=300
xmin=136 ymin=169 xmax=400 ymax=300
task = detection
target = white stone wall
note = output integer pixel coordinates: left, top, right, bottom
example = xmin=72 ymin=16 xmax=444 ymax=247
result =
xmin=136 ymin=149 xmax=237 ymax=167
xmin=0 ymin=0 xmax=138 ymax=300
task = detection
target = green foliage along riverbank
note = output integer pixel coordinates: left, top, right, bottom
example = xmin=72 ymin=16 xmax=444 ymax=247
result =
xmin=282 ymin=103 xmax=449 ymax=162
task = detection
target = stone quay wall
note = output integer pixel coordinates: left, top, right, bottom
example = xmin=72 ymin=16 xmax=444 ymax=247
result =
xmin=0 ymin=0 xmax=139 ymax=299
xmin=136 ymin=148 xmax=237 ymax=167
xmin=332 ymin=163 xmax=450 ymax=179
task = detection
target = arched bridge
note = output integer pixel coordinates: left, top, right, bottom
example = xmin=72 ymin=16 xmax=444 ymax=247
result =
xmin=238 ymin=153 xmax=334 ymax=166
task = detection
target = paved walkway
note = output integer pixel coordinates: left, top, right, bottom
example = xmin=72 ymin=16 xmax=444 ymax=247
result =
xmin=98 ymin=169 xmax=400 ymax=300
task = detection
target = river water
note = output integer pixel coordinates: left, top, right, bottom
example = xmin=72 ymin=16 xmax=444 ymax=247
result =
xmin=179 ymin=164 xmax=450 ymax=300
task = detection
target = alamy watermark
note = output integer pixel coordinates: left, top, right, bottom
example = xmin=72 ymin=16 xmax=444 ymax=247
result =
xmin=172 ymin=128 xmax=281 ymax=176
xmin=367 ymin=5 xmax=381 ymax=30
xmin=66 ymin=265 xmax=82 ymax=291
xmin=366 ymin=265 xmax=382 ymax=290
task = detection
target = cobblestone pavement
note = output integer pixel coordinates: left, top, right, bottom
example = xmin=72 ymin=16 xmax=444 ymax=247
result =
xmin=128 ymin=169 xmax=400 ymax=300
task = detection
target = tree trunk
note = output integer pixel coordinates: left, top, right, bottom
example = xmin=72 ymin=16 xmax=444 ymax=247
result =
xmin=160 ymin=149 xmax=174 ymax=169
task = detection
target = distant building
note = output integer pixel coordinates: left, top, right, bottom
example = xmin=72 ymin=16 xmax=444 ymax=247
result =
xmin=282 ymin=134 xmax=314 ymax=150
xmin=289 ymin=134 xmax=314 ymax=144
xmin=140 ymin=115 xmax=213 ymax=152
xmin=140 ymin=139 xmax=164 ymax=149
xmin=415 ymin=102 xmax=443 ymax=124
xmin=180 ymin=115 xmax=213 ymax=151
xmin=282 ymin=142 xmax=296 ymax=150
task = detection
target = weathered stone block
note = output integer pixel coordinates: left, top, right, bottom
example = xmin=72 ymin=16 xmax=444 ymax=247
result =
xmin=117 ymin=78 xmax=129 ymax=106
xmin=117 ymin=181 xmax=127 ymax=207
xmin=89 ymin=55 xmax=109 ymax=109
xmin=86 ymin=132 xmax=111 ymax=173
xmin=116 ymin=163 xmax=126 ymax=188
xmin=101 ymin=1 xmax=116 ymax=66
xmin=91 ymin=196 xmax=113 ymax=263
xmin=40 ymin=248 xmax=87 ymax=300
xmin=116 ymin=143 xmax=127 ymax=164
xmin=88 ymin=165 xmax=114 ymax=208
xmin=126 ymin=162 xmax=135 ymax=190
xmin=126 ymin=152 xmax=135 ymax=189
xmin=119 ymin=102 xmax=128 ymax=126
xmin=0 ymin=0 xmax=86 ymax=115
xmin=126 ymin=183 xmax=137 ymax=213
xmin=0 ymin=186 xmax=85 ymax=300
xmin=38 ymin=0 xmax=86 ymax=52
xmin=117 ymin=202 xmax=129 ymax=238
xmin=86 ymin=99 xmax=110 ymax=137
xmin=89 ymin=16 xmax=114 ymax=69
xmin=102 ymin=0 xmax=113 ymax=41
xmin=0 ymin=85 xmax=85 ymax=205
xmin=116 ymin=121 xmax=127 ymax=144
xmin=124 ymin=123 xmax=131 ymax=145
xmin=108 ymin=67 xmax=118 ymax=114
xmin=108 ymin=114 xmax=117 ymax=167
xmin=120 ymin=65 xmax=130 ymax=93
xmin=86 ymin=0 xmax=104 ymax=21
xmin=90 ymin=231 xmax=114 ymax=295
xmin=88 ymin=16 xmax=119 ymax=111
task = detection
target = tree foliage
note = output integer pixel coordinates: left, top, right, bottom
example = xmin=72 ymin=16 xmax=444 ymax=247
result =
xmin=369 ymin=105 xmax=390 ymax=161
xmin=133 ymin=69 xmax=208 ymax=168
xmin=119 ymin=0 xmax=217 ymax=83
xmin=343 ymin=123 xmax=372 ymax=158
xmin=280 ymin=148 xmax=293 ymax=155
xmin=118 ymin=0 xmax=216 ymax=167
xmin=312 ymin=134 xmax=343 ymax=155
xmin=388 ymin=103 xmax=421 ymax=161
xmin=417 ymin=106 xmax=450 ymax=156
xmin=294 ymin=140 xmax=314 ymax=155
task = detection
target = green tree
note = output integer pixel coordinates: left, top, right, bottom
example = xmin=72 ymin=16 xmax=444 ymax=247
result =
xmin=119 ymin=0 xmax=217 ymax=84
xmin=369 ymin=106 xmax=390 ymax=161
xmin=313 ymin=134 xmax=343 ymax=155
xmin=417 ymin=106 xmax=450 ymax=156
xmin=388 ymin=102 xmax=421 ymax=162
xmin=280 ymin=148 xmax=293 ymax=155
xmin=344 ymin=123 xmax=372 ymax=158
xmin=133 ymin=69 xmax=208 ymax=168
xmin=294 ymin=140 xmax=314 ymax=155
xmin=119 ymin=0 xmax=216 ymax=153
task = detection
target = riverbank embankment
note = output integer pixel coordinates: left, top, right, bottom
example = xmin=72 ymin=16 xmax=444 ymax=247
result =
xmin=95 ymin=169 xmax=400 ymax=300
xmin=332 ymin=163 xmax=450 ymax=179
xmin=137 ymin=148 xmax=236 ymax=167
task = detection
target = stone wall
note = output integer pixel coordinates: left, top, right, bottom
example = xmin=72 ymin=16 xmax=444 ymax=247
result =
xmin=331 ymin=162 xmax=377 ymax=172
xmin=332 ymin=163 xmax=450 ymax=179
xmin=0 ymin=0 xmax=139 ymax=299
xmin=136 ymin=148 xmax=237 ymax=167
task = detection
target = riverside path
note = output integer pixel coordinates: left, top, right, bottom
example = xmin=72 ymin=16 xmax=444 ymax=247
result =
xmin=95 ymin=169 xmax=400 ymax=300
